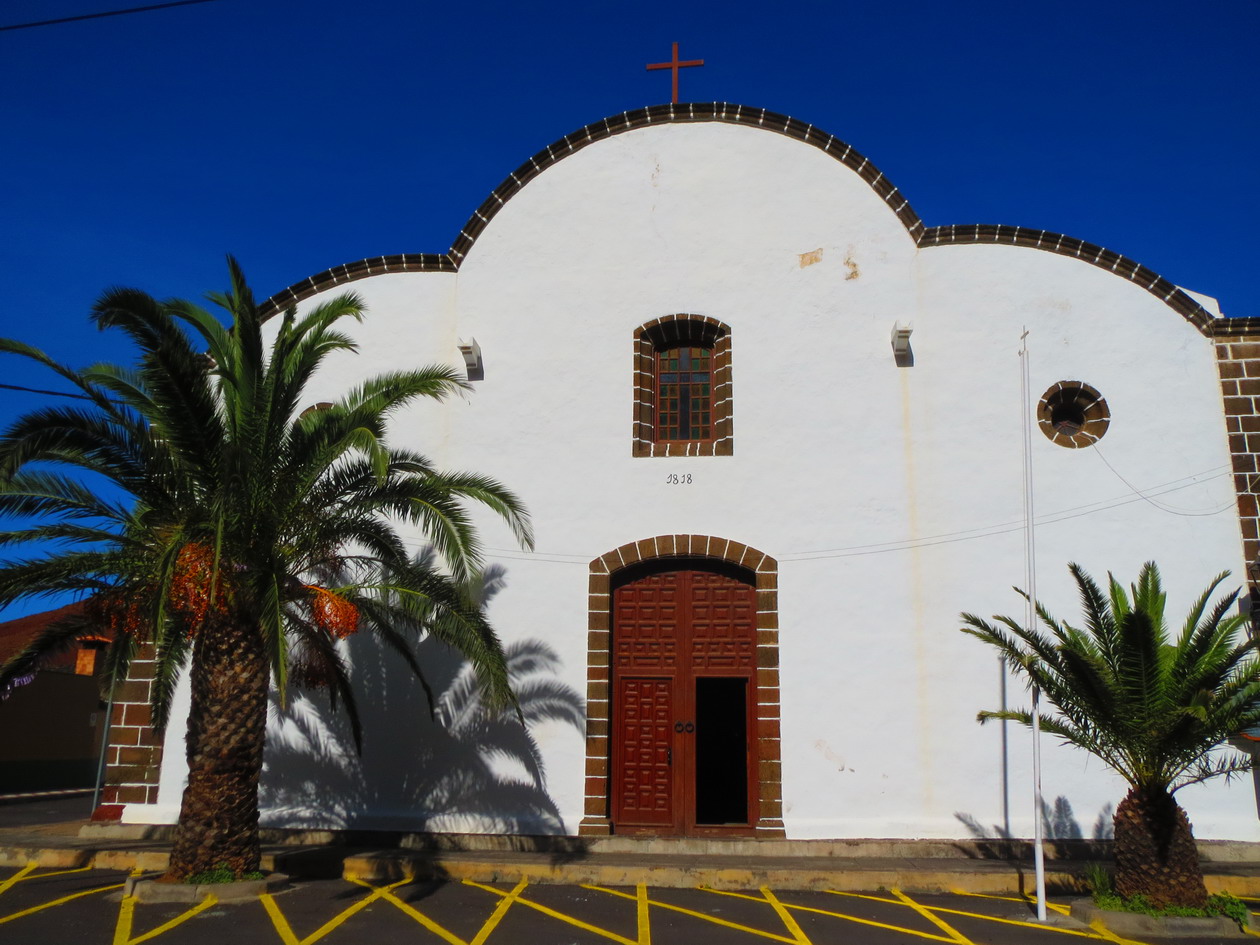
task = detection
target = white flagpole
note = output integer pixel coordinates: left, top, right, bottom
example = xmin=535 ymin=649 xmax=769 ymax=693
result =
xmin=1020 ymin=329 xmax=1047 ymax=922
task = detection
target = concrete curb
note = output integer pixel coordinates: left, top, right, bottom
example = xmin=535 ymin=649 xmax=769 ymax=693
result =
xmin=124 ymin=872 xmax=289 ymax=903
xmin=5 ymin=825 xmax=1260 ymax=896
xmin=1070 ymin=898 xmax=1253 ymax=939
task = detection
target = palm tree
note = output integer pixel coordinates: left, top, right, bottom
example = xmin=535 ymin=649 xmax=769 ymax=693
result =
xmin=0 ymin=259 xmax=532 ymax=879
xmin=961 ymin=562 xmax=1260 ymax=907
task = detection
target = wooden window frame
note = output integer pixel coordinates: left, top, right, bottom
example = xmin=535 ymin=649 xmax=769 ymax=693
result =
xmin=633 ymin=315 xmax=733 ymax=457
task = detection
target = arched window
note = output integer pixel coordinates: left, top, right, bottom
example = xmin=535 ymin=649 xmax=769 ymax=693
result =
xmin=633 ymin=316 xmax=732 ymax=457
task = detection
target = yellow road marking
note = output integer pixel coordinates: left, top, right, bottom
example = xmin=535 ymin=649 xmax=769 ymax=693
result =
xmin=0 ymin=863 xmax=38 ymax=896
xmin=584 ymin=884 xmax=803 ymax=943
xmin=113 ymin=893 xmax=219 ymax=945
xmin=468 ymin=876 xmax=528 ymax=945
xmin=636 ymin=883 xmax=651 ymax=945
xmin=825 ymin=889 xmax=1129 ymax=941
xmin=760 ymin=887 xmax=812 ymax=944
xmin=917 ymin=903 xmax=1131 ymax=939
xmin=948 ymin=888 xmax=1072 ymax=916
xmin=819 ymin=889 xmax=901 ymax=904
xmin=356 ymin=880 xmax=471 ymax=945
xmin=472 ymin=879 xmax=639 ymax=945
xmin=1086 ymin=918 xmax=1152 ymax=945
xmin=893 ymin=889 xmax=975 ymax=945
xmin=701 ymin=886 xmax=957 ymax=941
xmin=262 ymin=879 xmax=407 ymax=945
xmin=733 ymin=887 xmax=1109 ymax=942
xmin=0 ymin=881 xmax=124 ymax=925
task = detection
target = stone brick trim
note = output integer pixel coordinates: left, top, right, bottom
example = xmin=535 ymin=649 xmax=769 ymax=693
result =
xmin=257 ymin=103 xmax=1218 ymax=335
xmin=1036 ymin=381 xmax=1110 ymax=448
xmin=633 ymin=315 xmax=733 ymax=457
xmin=579 ymin=535 xmax=784 ymax=838
xmin=1215 ymin=338 xmax=1260 ymax=599
xmin=93 ymin=643 xmax=165 ymax=820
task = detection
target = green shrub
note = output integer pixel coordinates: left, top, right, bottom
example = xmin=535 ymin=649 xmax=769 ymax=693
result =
xmin=184 ymin=866 xmax=266 ymax=885
xmin=1091 ymin=890 xmax=1250 ymax=931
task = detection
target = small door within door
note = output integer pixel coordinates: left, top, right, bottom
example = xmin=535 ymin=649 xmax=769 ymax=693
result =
xmin=611 ymin=561 xmax=757 ymax=835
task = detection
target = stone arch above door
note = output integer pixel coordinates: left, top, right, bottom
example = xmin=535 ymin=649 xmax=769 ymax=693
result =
xmin=579 ymin=535 xmax=785 ymax=837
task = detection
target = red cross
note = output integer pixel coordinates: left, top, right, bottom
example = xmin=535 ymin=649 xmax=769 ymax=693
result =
xmin=646 ymin=42 xmax=704 ymax=104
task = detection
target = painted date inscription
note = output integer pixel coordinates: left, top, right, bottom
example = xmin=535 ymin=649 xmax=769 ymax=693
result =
xmin=665 ymin=473 xmax=693 ymax=485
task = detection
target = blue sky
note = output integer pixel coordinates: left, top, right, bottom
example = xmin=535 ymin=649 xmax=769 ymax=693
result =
xmin=0 ymin=0 xmax=1256 ymax=615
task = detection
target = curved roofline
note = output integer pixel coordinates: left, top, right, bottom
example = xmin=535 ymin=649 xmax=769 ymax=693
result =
xmin=260 ymin=102 xmax=1228 ymax=336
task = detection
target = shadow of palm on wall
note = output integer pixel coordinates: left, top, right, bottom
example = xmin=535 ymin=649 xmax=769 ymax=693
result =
xmin=259 ymin=563 xmax=585 ymax=834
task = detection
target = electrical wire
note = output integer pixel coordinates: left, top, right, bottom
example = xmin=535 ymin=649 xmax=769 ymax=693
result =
xmin=465 ymin=463 xmax=1234 ymax=565
xmin=1090 ymin=442 xmax=1236 ymax=516
xmin=0 ymin=382 xmax=98 ymax=401
xmin=0 ymin=0 xmax=218 ymax=32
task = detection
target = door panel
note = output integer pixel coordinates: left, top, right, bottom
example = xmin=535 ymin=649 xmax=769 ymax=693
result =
xmin=613 ymin=677 xmax=676 ymax=828
xmin=611 ymin=563 xmax=757 ymax=835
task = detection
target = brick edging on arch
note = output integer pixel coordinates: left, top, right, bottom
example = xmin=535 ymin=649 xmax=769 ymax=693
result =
xmin=579 ymin=535 xmax=785 ymax=838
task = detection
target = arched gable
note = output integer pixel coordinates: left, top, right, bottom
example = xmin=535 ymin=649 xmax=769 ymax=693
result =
xmin=259 ymin=103 xmax=1231 ymax=335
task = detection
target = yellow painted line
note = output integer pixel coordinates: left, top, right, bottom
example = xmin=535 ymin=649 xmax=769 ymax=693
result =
xmin=825 ymin=890 xmax=1125 ymax=941
xmin=263 ymin=879 xmax=408 ymax=945
xmin=471 ymin=879 xmax=639 ymax=945
xmin=948 ymin=888 xmax=1071 ymax=916
xmin=468 ymin=877 xmax=527 ymax=945
xmin=636 ymin=883 xmax=651 ymax=945
xmin=706 ymin=888 xmax=1014 ymax=944
xmin=363 ymin=882 xmax=472 ymax=945
xmin=892 ymin=889 xmax=974 ymax=945
xmin=760 ymin=887 xmax=813 ymax=945
xmin=114 ymin=893 xmax=219 ymax=945
xmin=583 ymin=884 xmax=804 ymax=944
xmin=0 ymin=863 xmax=38 ymax=896
xmin=906 ymin=903 xmax=1115 ymax=940
xmin=1086 ymin=918 xmax=1152 ymax=945
xmin=28 ymin=865 xmax=94 ymax=880
xmin=0 ymin=881 xmax=124 ymax=925
xmin=818 ymin=888 xmax=902 ymax=904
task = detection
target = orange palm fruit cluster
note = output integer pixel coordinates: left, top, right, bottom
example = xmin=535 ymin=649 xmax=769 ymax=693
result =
xmin=86 ymin=589 xmax=149 ymax=639
xmin=169 ymin=543 xmax=230 ymax=633
xmin=307 ymin=586 xmax=360 ymax=638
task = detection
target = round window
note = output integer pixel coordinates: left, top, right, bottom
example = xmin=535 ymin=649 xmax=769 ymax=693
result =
xmin=1038 ymin=382 xmax=1109 ymax=448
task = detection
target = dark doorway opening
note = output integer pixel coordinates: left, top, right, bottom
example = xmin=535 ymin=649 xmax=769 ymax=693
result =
xmin=695 ymin=677 xmax=748 ymax=825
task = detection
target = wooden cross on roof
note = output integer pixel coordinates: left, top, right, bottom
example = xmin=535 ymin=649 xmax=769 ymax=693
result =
xmin=646 ymin=42 xmax=703 ymax=104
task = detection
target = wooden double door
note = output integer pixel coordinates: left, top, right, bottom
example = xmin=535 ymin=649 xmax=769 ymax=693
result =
xmin=611 ymin=561 xmax=758 ymax=836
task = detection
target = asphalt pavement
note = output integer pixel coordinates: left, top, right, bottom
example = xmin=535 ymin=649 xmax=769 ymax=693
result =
xmin=6 ymin=862 xmax=1251 ymax=945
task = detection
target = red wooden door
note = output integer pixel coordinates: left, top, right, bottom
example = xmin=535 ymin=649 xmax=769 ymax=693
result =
xmin=611 ymin=563 xmax=757 ymax=835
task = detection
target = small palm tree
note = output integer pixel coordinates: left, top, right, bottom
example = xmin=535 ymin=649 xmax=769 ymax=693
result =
xmin=0 ymin=259 xmax=532 ymax=879
xmin=961 ymin=562 xmax=1260 ymax=907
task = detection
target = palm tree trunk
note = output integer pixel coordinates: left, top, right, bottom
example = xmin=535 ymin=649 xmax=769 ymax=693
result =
xmin=1113 ymin=785 xmax=1208 ymax=908
xmin=164 ymin=614 xmax=268 ymax=880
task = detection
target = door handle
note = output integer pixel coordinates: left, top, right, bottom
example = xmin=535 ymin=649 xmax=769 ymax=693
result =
xmin=684 ymin=721 xmax=695 ymax=733
xmin=674 ymin=721 xmax=684 ymax=732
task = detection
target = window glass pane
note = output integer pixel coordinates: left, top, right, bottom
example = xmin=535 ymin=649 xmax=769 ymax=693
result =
xmin=656 ymin=345 xmax=712 ymax=441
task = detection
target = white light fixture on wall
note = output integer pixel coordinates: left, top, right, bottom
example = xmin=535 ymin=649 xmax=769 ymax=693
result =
xmin=891 ymin=322 xmax=913 ymax=366
xmin=458 ymin=338 xmax=483 ymax=381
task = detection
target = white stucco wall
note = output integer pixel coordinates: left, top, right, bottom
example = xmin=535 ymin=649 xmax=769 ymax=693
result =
xmin=129 ymin=119 xmax=1256 ymax=841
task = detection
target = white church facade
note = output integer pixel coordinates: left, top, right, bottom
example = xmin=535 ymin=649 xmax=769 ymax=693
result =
xmin=98 ymin=104 xmax=1260 ymax=843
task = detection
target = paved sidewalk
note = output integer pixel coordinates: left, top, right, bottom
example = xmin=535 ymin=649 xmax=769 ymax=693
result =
xmin=2 ymin=821 xmax=1260 ymax=897
xmin=2 ymin=796 xmax=1259 ymax=896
